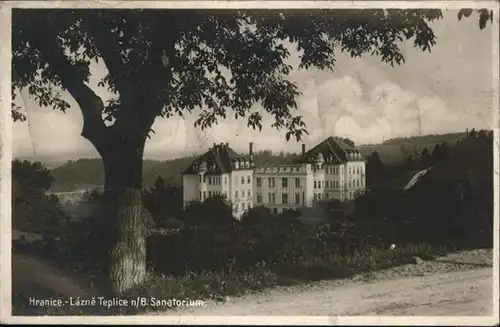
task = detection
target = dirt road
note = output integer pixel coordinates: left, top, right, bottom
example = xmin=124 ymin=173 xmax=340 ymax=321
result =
xmin=164 ymin=249 xmax=496 ymax=317
xmin=10 ymin=249 xmax=496 ymax=319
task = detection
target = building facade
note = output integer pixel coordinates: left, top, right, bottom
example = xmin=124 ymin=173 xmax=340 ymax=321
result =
xmin=182 ymin=137 xmax=366 ymax=219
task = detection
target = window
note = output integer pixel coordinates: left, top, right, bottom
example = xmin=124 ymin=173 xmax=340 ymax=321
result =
xmin=203 ymin=191 xmax=206 ymax=200
xmin=235 ymin=191 xmax=239 ymax=198
xmin=325 ymin=192 xmax=329 ymax=199
xmin=247 ymin=176 xmax=251 ymax=184
xmin=268 ymin=193 xmax=276 ymax=204
xmin=241 ymin=176 xmax=245 ymax=184
xmin=296 ymin=167 xmax=299 ymax=172
xmin=256 ymin=177 xmax=262 ymax=187
xmin=318 ymin=193 xmax=322 ymax=199
xmin=295 ymin=193 xmax=301 ymax=205
xmin=282 ymin=193 xmax=288 ymax=204
xmin=224 ymin=176 xmax=228 ymax=185
xmin=295 ymin=178 xmax=300 ymax=188
xmin=256 ymin=193 xmax=262 ymax=203
xmin=314 ymin=181 xmax=317 ymax=189
xmin=318 ymin=181 xmax=322 ymax=189
xmin=349 ymin=181 xmax=352 ymax=188
xmin=282 ymin=178 xmax=288 ymax=188
xmin=199 ymin=191 xmax=201 ymax=200
xmin=268 ymin=177 xmax=275 ymax=188
xmin=224 ymin=191 xmax=228 ymax=198
xmin=208 ymin=191 xmax=212 ymax=197
xmin=202 ymin=175 xmax=206 ymax=183
xmin=247 ymin=189 xmax=251 ymax=197
xmin=357 ymin=180 xmax=360 ymax=188
xmin=272 ymin=208 xmax=278 ymax=215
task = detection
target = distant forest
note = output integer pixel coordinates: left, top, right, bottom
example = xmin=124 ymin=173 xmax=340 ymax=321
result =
xmin=47 ymin=131 xmax=471 ymax=192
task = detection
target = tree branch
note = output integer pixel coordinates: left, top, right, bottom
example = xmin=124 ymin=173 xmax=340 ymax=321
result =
xmin=81 ymin=12 xmax=129 ymax=97
xmin=29 ymin=31 xmax=110 ymax=154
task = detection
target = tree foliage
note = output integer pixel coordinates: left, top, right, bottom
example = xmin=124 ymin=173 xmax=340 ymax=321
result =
xmin=12 ymin=159 xmax=54 ymax=191
xmin=12 ymin=160 xmax=69 ymax=237
xmin=12 ymin=9 xmax=450 ymax=141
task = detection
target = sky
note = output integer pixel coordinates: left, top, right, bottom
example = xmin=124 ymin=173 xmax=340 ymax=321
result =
xmin=12 ymin=10 xmax=495 ymax=162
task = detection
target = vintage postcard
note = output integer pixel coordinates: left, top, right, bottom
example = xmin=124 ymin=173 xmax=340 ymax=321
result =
xmin=0 ymin=0 xmax=499 ymax=325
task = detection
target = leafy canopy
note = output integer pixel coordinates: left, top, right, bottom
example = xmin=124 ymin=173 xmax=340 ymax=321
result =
xmin=12 ymin=9 xmax=491 ymax=142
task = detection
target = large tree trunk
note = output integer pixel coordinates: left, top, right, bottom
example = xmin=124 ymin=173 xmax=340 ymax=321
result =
xmin=101 ymin=137 xmax=148 ymax=295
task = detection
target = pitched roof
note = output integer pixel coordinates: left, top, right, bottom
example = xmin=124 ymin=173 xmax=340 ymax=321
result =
xmin=182 ymin=143 xmax=247 ymax=175
xmin=297 ymin=136 xmax=364 ymax=164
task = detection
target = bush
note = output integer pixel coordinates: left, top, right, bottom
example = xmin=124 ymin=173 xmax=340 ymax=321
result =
xmin=12 ymin=160 xmax=71 ymax=251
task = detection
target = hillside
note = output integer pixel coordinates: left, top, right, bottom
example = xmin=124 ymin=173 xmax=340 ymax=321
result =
xmin=48 ymin=132 xmax=470 ymax=192
xmin=357 ymin=132 xmax=467 ymax=165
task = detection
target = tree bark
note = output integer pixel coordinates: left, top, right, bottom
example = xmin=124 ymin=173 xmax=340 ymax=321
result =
xmin=101 ymin=136 xmax=148 ymax=295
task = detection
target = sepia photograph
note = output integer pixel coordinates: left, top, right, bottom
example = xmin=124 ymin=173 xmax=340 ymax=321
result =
xmin=1 ymin=1 xmax=498 ymax=324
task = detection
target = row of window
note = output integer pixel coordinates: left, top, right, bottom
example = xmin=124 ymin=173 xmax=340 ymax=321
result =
xmin=324 ymin=166 xmax=364 ymax=175
xmin=235 ymin=175 xmax=252 ymax=185
xmin=234 ymin=189 xmax=252 ymax=199
xmin=314 ymin=180 xmax=339 ymax=189
xmin=349 ymin=166 xmax=364 ymax=175
xmin=199 ymin=190 xmax=226 ymax=201
xmin=256 ymin=167 xmax=302 ymax=173
xmin=325 ymin=166 xmax=341 ymax=175
xmin=198 ymin=189 xmax=254 ymax=201
xmin=313 ymin=179 xmax=365 ymax=189
xmin=199 ymin=175 xmax=228 ymax=185
xmin=256 ymin=177 xmax=302 ymax=188
xmin=255 ymin=192 xmax=302 ymax=205
xmin=200 ymin=172 xmax=363 ymax=189
xmin=313 ymin=190 xmax=361 ymax=201
xmin=201 ymin=175 xmax=253 ymax=186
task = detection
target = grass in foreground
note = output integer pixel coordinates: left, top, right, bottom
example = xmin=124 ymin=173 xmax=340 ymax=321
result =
xmin=12 ymin=242 xmax=450 ymax=316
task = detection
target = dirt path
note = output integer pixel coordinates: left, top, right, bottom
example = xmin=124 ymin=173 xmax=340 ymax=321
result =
xmin=161 ymin=249 xmax=495 ymax=317
xmin=11 ymin=249 xmax=496 ymax=318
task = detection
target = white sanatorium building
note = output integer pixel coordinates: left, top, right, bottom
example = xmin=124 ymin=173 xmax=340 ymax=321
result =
xmin=182 ymin=137 xmax=366 ymax=219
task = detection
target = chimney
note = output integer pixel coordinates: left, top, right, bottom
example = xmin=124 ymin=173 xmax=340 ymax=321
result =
xmin=301 ymin=144 xmax=306 ymax=155
xmin=249 ymin=142 xmax=254 ymax=157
